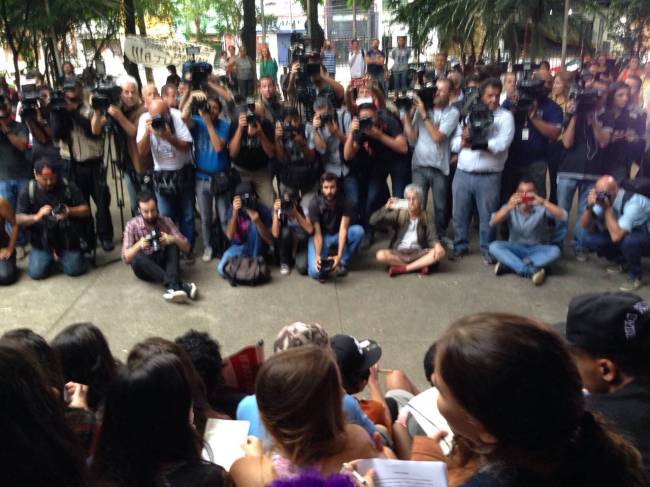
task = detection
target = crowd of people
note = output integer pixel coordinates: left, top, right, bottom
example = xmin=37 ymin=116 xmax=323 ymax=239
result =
xmin=2 ymin=290 xmax=649 ymax=486
xmin=1 ymin=44 xmax=650 ymax=299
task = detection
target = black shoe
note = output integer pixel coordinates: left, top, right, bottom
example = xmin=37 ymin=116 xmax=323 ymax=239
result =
xmin=482 ymin=251 xmax=495 ymax=265
xmin=101 ymin=240 xmax=115 ymax=252
xmin=449 ymin=248 xmax=468 ymax=261
xmin=336 ymin=265 xmax=349 ymax=277
xmin=182 ymin=282 xmax=198 ymax=300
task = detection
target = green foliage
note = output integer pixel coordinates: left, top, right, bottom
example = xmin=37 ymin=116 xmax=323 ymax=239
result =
xmin=604 ymin=0 xmax=650 ymax=54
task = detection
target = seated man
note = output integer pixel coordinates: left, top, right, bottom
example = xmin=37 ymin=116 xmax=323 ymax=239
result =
xmin=271 ymin=188 xmax=313 ymax=276
xmin=16 ymin=160 xmax=89 ymax=280
xmin=370 ymin=184 xmax=446 ymax=277
xmin=563 ymin=292 xmax=650 ymax=477
xmin=580 ymin=175 xmax=650 ymax=291
xmin=218 ymin=181 xmax=273 ymax=277
xmin=0 ymin=196 xmax=19 ymax=285
xmin=307 ymin=172 xmax=365 ymax=281
xmin=489 ymin=180 xmax=566 ymax=285
xmin=121 ymin=189 xmax=197 ymax=303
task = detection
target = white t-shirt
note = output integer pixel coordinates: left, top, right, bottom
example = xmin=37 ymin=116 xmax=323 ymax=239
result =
xmin=349 ymin=50 xmax=366 ymax=79
xmin=136 ymin=108 xmax=193 ymax=171
xmin=397 ymin=218 xmax=421 ymax=250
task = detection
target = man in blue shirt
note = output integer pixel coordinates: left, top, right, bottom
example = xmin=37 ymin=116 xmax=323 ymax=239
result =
xmin=580 ymin=175 xmax=650 ymax=292
xmin=489 ymin=180 xmax=567 ymax=285
xmin=182 ymin=93 xmax=231 ymax=262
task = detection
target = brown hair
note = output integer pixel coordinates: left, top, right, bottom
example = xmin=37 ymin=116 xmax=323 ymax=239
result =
xmin=436 ymin=313 xmax=647 ymax=486
xmin=256 ymin=346 xmax=346 ymax=467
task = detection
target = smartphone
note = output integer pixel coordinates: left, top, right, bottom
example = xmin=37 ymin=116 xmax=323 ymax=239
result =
xmin=394 ymin=199 xmax=409 ymax=210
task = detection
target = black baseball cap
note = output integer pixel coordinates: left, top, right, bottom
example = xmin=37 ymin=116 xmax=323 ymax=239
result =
xmin=330 ymin=334 xmax=382 ymax=380
xmin=234 ymin=181 xmax=255 ymax=197
xmin=563 ymin=292 xmax=650 ymax=356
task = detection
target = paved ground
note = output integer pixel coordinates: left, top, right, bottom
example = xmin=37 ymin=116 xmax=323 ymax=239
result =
xmin=4 ymin=213 xmax=650 ymax=392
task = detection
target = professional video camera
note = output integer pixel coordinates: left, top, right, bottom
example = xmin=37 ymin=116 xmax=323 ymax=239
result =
xmin=289 ymin=32 xmax=321 ymax=119
xmin=189 ymin=61 xmax=212 ymax=91
xmin=91 ymin=77 xmax=122 ymax=112
xmin=416 ymin=83 xmax=437 ymax=111
xmin=20 ymin=84 xmax=40 ymax=120
xmin=511 ymin=61 xmax=545 ymax=123
xmin=568 ymin=85 xmax=598 ymax=115
xmin=465 ymin=100 xmax=494 ymax=150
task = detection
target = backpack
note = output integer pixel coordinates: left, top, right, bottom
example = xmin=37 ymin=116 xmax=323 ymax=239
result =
xmin=222 ymin=255 xmax=270 ymax=286
xmin=620 ymin=178 xmax=650 ymax=208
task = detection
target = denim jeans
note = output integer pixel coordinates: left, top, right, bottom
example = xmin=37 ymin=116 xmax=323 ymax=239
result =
xmin=488 ymin=241 xmax=561 ymax=277
xmin=307 ymin=225 xmax=365 ymax=278
xmin=413 ymin=166 xmax=448 ymax=237
xmin=341 ymin=174 xmax=360 ymax=221
xmin=196 ymin=179 xmax=230 ymax=250
xmin=452 ymin=169 xmax=501 ymax=253
xmin=0 ymin=178 xmax=28 ymax=246
xmin=28 ymin=248 xmax=88 ymax=280
xmin=392 ymin=70 xmax=409 ymax=92
xmin=277 ymin=225 xmax=308 ymax=269
xmin=582 ymin=230 xmax=650 ymax=279
xmin=155 ymin=188 xmax=195 ymax=250
xmin=0 ymin=252 xmax=17 ymax=285
xmin=125 ymin=170 xmax=154 ymax=217
xmin=553 ymin=176 xmax=593 ymax=251
xmin=217 ymin=220 xmax=267 ymax=276
xmin=70 ymin=159 xmax=113 ymax=241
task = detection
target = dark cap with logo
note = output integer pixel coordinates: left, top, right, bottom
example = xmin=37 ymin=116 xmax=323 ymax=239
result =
xmin=330 ymin=334 xmax=382 ymax=381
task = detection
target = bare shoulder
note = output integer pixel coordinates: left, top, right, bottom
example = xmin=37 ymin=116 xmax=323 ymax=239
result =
xmin=229 ymin=455 xmax=267 ymax=487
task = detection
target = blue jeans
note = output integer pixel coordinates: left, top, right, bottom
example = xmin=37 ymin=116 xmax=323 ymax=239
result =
xmin=217 ymin=221 xmax=267 ymax=276
xmin=28 ymin=248 xmax=88 ymax=280
xmin=0 ymin=252 xmax=17 ymax=285
xmin=341 ymin=174 xmax=360 ymax=218
xmin=196 ymin=179 xmax=229 ymax=249
xmin=413 ymin=166 xmax=448 ymax=237
xmin=0 ymin=179 xmax=28 ymax=246
xmin=553 ymin=176 xmax=593 ymax=251
xmin=489 ymin=241 xmax=561 ymax=277
xmin=582 ymin=230 xmax=650 ymax=279
xmin=452 ymin=169 xmax=501 ymax=253
xmin=392 ymin=70 xmax=409 ymax=92
xmin=307 ymin=225 xmax=365 ymax=279
xmin=156 ymin=189 xmax=195 ymax=250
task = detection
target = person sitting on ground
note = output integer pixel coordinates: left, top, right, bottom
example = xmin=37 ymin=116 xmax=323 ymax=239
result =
xmin=218 ymin=181 xmax=273 ymax=278
xmin=489 ymin=179 xmax=566 ymax=285
xmin=236 ymin=322 xmax=379 ymax=442
xmin=579 ymin=175 xmax=650 ymax=291
xmin=0 ymin=196 xmax=19 ymax=285
xmin=91 ymin=351 xmax=231 ymax=487
xmin=16 ymin=159 xmax=90 ymax=280
xmin=562 ymin=292 xmax=650 ymax=477
xmin=370 ymin=184 xmax=446 ymax=277
xmin=230 ymin=346 xmax=381 ymax=486
xmin=307 ymin=172 xmax=365 ymax=281
xmin=272 ymin=188 xmax=313 ymax=276
xmin=121 ymin=189 xmax=198 ymax=303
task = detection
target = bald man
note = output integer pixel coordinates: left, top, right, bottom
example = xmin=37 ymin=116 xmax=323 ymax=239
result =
xmin=136 ymin=99 xmax=196 ymax=253
xmin=580 ymin=175 xmax=650 ymax=291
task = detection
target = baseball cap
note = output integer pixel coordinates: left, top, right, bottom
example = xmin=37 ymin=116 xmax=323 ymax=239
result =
xmin=330 ymin=334 xmax=382 ymax=379
xmin=564 ymin=292 xmax=650 ymax=356
xmin=273 ymin=322 xmax=329 ymax=353
xmin=234 ymin=181 xmax=255 ymax=197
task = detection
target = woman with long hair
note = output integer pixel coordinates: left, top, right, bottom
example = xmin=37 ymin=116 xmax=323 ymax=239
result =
xmin=602 ymin=81 xmax=634 ymax=181
xmin=431 ymin=313 xmax=648 ymax=487
xmin=230 ymin=346 xmax=380 ymax=486
xmin=547 ymin=70 xmax=574 ymax=204
xmin=259 ymin=43 xmax=278 ymax=84
xmin=91 ymin=351 xmax=231 ymax=487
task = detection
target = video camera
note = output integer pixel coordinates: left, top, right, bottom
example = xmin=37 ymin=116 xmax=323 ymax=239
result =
xmin=188 ymin=61 xmax=212 ymax=91
xmin=568 ymin=85 xmax=598 ymax=115
xmin=20 ymin=84 xmax=40 ymax=120
xmin=465 ymin=100 xmax=494 ymax=150
xmin=512 ymin=62 xmax=545 ymax=123
xmin=416 ymin=84 xmax=437 ymax=111
xmin=289 ymin=32 xmax=321 ymax=119
xmin=91 ymin=77 xmax=122 ymax=112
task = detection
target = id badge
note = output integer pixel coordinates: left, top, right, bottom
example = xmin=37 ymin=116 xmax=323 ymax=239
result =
xmin=521 ymin=128 xmax=530 ymax=141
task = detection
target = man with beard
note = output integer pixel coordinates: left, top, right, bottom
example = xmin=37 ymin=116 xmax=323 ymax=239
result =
xmin=121 ymin=189 xmax=197 ymax=303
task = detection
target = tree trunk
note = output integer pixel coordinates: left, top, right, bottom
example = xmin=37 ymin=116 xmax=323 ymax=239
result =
xmin=123 ymin=0 xmax=142 ymax=88
xmin=137 ymin=11 xmax=154 ymax=83
xmin=308 ymin=0 xmax=323 ymax=51
xmin=352 ymin=0 xmax=357 ymax=39
xmin=242 ymin=0 xmax=256 ymax=61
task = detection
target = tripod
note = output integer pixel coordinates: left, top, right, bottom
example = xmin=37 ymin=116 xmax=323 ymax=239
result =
xmin=103 ymin=116 xmax=126 ymax=231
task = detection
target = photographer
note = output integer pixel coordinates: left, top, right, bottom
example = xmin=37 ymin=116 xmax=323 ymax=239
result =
xmin=502 ymin=70 xmax=563 ymax=200
xmin=16 ymin=160 xmax=89 ymax=280
xmin=218 ymin=181 xmax=273 ymax=277
xmin=403 ymin=78 xmax=460 ymax=241
xmin=307 ymin=173 xmax=364 ymax=281
xmin=580 ymin=176 xmax=650 ymax=292
xmin=228 ymin=103 xmax=276 ymax=208
xmin=271 ymin=188 xmax=313 ymax=275
xmin=0 ymin=196 xmax=18 ymax=285
xmin=274 ymin=107 xmax=319 ymax=204
xmin=18 ymin=86 xmax=60 ymax=167
xmin=287 ymin=54 xmax=345 ymax=106
xmin=121 ymin=190 xmax=197 ymax=303
xmin=450 ymin=77 xmax=515 ymax=262
xmin=255 ymin=75 xmax=283 ymax=123
xmin=182 ymin=92 xmax=231 ymax=263
xmin=136 ymin=99 xmax=195 ymax=253
xmin=344 ymin=99 xmax=409 ymax=227
xmin=53 ymin=76 xmax=114 ymax=252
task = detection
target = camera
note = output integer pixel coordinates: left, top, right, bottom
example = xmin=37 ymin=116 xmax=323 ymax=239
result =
xmin=513 ymin=79 xmax=545 ymax=123
xmin=395 ymin=92 xmax=413 ymax=113
xmin=191 ymin=96 xmax=210 ymax=116
xmin=520 ymin=194 xmax=534 ymax=205
xmin=239 ymin=192 xmax=254 ymax=210
xmin=50 ymin=90 xmax=67 ymax=112
xmin=465 ymin=100 xmax=494 ymax=150
xmin=246 ymin=112 xmax=258 ymax=127
xmin=416 ymin=84 xmax=437 ymax=111
xmin=319 ymin=257 xmax=334 ymax=278
xmin=595 ymin=191 xmax=612 ymax=206
xmin=91 ymin=77 xmax=122 ymax=112
xmin=144 ymin=229 xmax=162 ymax=253
xmin=319 ymin=113 xmax=332 ymax=125
xmin=282 ymin=123 xmax=296 ymax=141
xmin=358 ymin=117 xmax=374 ymax=132
xmin=568 ymin=87 xmax=598 ymax=115
xmin=20 ymin=84 xmax=40 ymax=120
xmin=188 ymin=61 xmax=212 ymax=91
xmin=151 ymin=115 xmax=167 ymax=132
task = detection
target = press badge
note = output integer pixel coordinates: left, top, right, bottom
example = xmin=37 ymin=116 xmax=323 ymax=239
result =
xmin=521 ymin=128 xmax=530 ymax=141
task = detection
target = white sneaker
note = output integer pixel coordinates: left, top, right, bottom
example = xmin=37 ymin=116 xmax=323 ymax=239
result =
xmin=280 ymin=264 xmax=291 ymax=275
xmin=202 ymin=247 xmax=213 ymax=262
xmin=163 ymin=289 xmax=189 ymax=303
xmin=183 ymin=282 xmax=198 ymax=300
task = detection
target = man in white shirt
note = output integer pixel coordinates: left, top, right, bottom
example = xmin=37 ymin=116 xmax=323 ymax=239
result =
xmin=137 ymin=99 xmax=196 ymax=251
xmin=450 ymin=77 xmax=515 ymax=262
xmin=348 ymin=39 xmax=366 ymax=87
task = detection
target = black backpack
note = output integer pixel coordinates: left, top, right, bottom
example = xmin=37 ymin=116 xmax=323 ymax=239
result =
xmin=620 ymin=178 xmax=650 ymax=207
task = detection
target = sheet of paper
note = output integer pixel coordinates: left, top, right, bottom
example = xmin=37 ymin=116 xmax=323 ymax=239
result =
xmin=201 ymin=419 xmax=250 ymax=470
xmin=405 ymin=387 xmax=454 ymax=454
xmin=357 ymin=459 xmax=448 ymax=487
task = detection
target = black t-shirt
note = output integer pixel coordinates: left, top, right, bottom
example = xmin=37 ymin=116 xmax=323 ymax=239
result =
xmin=558 ymin=114 xmax=610 ymax=177
xmin=228 ymin=112 xmax=274 ymax=171
xmin=366 ymin=49 xmax=385 ymax=77
xmin=586 ymin=380 xmax=650 ymax=476
xmin=601 ymin=108 xmax=647 ymax=175
xmin=164 ymin=461 xmax=230 ymax=487
xmin=352 ymin=110 xmax=405 ymax=172
xmin=308 ymin=193 xmax=353 ymax=235
xmin=16 ymin=179 xmax=86 ymax=249
xmin=0 ymin=120 xmax=30 ymax=180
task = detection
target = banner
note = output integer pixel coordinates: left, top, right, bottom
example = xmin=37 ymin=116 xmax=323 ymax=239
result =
xmin=123 ymin=35 xmax=216 ymax=68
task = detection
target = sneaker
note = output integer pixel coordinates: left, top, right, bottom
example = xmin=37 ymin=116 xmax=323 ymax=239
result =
xmin=482 ymin=251 xmax=495 ymax=265
xmin=574 ymin=248 xmax=589 ymax=262
xmin=100 ymin=239 xmax=115 ymax=252
xmin=606 ymin=264 xmax=625 ymax=274
xmin=163 ymin=289 xmax=188 ymax=303
xmin=531 ymin=268 xmax=546 ymax=286
xmin=336 ymin=265 xmax=349 ymax=277
xmin=182 ymin=282 xmax=198 ymax=300
xmin=620 ymin=277 xmax=643 ymax=292
xmin=280 ymin=264 xmax=291 ymax=275
xmin=202 ymin=247 xmax=213 ymax=263
xmin=494 ymin=262 xmax=506 ymax=276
